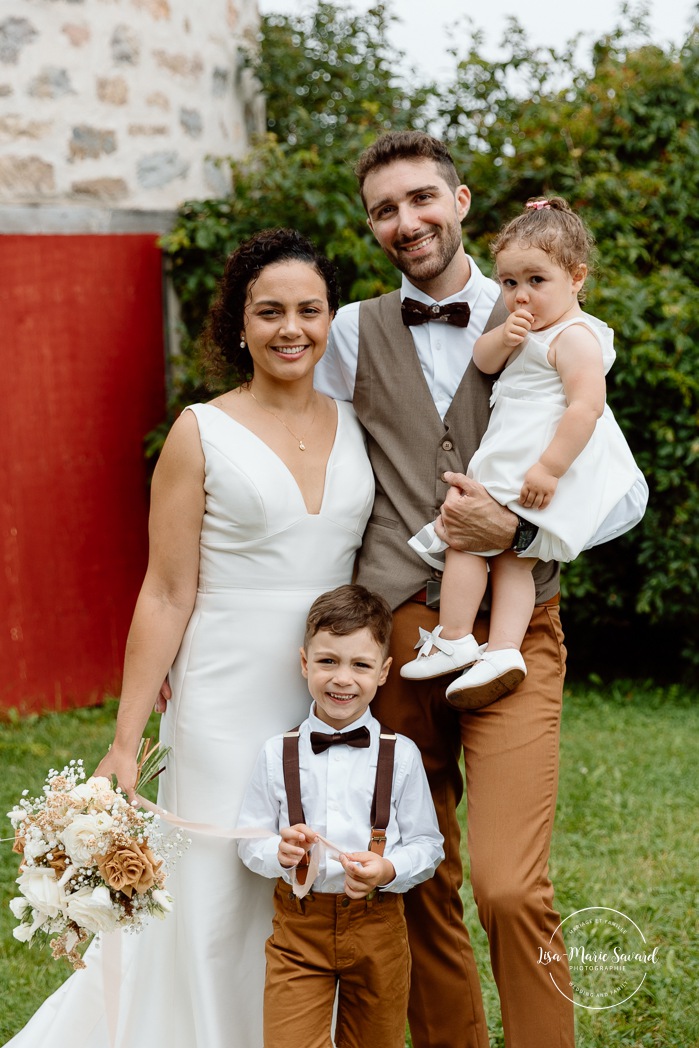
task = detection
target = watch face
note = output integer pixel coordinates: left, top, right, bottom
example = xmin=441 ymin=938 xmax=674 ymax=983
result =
xmin=514 ymin=519 xmax=537 ymax=551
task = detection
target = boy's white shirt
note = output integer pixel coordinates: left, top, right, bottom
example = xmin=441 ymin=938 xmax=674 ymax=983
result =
xmin=236 ymin=704 xmax=444 ymax=894
xmin=314 ymin=259 xmax=648 ymax=555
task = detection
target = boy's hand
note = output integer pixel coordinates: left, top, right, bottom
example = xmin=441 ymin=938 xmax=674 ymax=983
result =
xmin=503 ymin=309 xmax=533 ymax=348
xmin=519 ymin=462 xmax=558 ymax=510
xmin=278 ymin=824 xmax=318 ymax=869
xmin=340 ymin=852 xmax=396 ymax=898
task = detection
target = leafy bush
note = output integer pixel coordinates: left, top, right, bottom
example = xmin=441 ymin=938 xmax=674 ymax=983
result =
xmin=160 ymin=4 xmax=699 ymax=678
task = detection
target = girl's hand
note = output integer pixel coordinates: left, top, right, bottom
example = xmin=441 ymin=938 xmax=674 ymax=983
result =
xmin=278 ymin=824 xmax=317 ymax=868
xmin=503 ymin=309 xmax=534 ymax=348
xmin=519 ymin=462 xmax=558 ymax=510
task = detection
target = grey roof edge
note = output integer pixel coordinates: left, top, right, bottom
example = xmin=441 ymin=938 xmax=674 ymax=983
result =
xmin=0 ymin=206 xmax=177 ymax=236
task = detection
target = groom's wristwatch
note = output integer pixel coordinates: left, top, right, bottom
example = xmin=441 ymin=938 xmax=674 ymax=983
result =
xmin=511 ymin=515 xmax=539 ymax=553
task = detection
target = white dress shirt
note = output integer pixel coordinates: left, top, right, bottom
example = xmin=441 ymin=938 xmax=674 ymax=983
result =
xmin=314 ymin=259 xmax=648 ymax=556
xmin=236 ymin=704 xmax=444 ymax=894
xmin=315 ymin=260 xmax=499 ymax=420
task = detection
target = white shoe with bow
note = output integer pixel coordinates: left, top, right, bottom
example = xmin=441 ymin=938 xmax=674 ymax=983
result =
xmin=400 ymin=625 xmax=484 ymax=680
xmin=445 ymin=648 xmax=527 ymax=709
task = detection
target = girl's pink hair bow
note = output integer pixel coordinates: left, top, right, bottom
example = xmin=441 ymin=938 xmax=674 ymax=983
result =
xmin=526 ymin=200 xmax=551 ymax=210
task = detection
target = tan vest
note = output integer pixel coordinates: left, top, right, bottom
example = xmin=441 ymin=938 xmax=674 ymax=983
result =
xmin=353 ymin=289 xmax=560 ymax=608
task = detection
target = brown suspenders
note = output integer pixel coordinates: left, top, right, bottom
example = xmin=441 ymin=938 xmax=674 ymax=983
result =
xmin=281 ymin=725 xmax=397 ymax=887
xmin=368 ymin=729 xmax=397 ymax=857
xmin=281 ymin=729 xmax=311 ymax=884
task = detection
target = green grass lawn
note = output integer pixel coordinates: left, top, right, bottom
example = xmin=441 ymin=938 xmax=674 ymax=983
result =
xmin=1 ymin=682 xmax=697 ymax=1047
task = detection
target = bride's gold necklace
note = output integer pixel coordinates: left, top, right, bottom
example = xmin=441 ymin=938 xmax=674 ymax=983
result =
xmin=246 ymin=387 xmax=318 ymax=451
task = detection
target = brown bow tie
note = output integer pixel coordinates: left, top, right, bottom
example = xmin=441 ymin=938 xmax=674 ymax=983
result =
xmin=401 ymin=297 xmax=471 ymax=328
xmin=309 ymin=725 xmax=371 ymax=755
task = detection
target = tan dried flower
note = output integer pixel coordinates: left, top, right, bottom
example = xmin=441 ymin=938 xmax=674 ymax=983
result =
xmin=96 ymin=840 xmax=163 ymax=898
xmin=45 ymin=849 xmax=70 ymax=878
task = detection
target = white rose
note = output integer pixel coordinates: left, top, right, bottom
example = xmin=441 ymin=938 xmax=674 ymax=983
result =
xmin=61 ymin=813 xmax=112 ymax=866
xmin=68 ymin=782 xmax=93 ymax=804
xmin=92 ymin=812 xmax=114 ymax=833
xmin=65 ymin=885 xmax=119 ymax=934
xmin=70 ymin=777 xmax=116 ymax=810
xmin=16 ymin=867 xmax=66 ymax=919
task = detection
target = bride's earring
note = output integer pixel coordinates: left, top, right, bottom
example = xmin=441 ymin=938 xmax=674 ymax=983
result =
xmin=240 ymin=335 xmax=246 ymax=349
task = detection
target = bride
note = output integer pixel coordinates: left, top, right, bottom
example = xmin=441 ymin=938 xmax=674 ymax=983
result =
xmin=7 ymin=228 xmax=375 ymax=1046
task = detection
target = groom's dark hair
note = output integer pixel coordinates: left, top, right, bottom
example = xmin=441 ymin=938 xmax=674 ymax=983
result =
xmin=355 ymin=131 xmax=461 ymax=208
xmin=304 ymin=585 xmax=393 ymax=657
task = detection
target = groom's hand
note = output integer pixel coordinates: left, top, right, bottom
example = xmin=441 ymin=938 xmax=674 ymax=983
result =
xmin=437 ymin=471 xmax=517 ymax=552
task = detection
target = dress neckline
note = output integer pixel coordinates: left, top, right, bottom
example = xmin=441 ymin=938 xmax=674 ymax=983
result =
xmin=201 ymin=398 xmax=341 ymax=517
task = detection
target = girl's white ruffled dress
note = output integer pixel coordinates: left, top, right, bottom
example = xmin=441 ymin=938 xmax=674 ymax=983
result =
xmin=468 ymin=314 xmax=639 ymax=562
xmin=7 ymin=399 xmax=374 ymax=1048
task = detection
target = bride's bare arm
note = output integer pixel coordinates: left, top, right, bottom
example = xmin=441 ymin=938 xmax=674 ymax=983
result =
xmin=94 ymin=410 xmax=205 ymax=792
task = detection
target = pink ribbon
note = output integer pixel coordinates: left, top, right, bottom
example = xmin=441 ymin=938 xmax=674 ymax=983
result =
xmin=526 ymin=200 xmax=551 ymax=210
xmin=136 ymin=795 xmax=345 ymax=899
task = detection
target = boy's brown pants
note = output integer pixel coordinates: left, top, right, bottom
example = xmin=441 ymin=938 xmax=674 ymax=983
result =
xmin=263 ymin=878 xmax=410 ymax=1048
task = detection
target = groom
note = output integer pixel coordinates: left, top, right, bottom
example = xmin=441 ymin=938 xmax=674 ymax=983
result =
xmin=313 ymin=131 xmax=647 ymax=1048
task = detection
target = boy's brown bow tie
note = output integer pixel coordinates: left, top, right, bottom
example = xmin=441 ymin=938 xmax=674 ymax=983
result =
xmin=309 ymin=726 xmax=371 ymax=754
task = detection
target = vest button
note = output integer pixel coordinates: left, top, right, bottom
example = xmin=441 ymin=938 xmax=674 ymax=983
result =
xmin=442 ymin=440 xmax=454 ymax=451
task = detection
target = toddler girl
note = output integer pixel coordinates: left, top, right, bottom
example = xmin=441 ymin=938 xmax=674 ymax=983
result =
xmin=401 ymin=197 xmax=640 ymax=707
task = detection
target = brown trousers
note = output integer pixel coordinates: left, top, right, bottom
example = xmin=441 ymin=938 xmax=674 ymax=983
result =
xmin=263 ymin=879 xmax=410 ymax=1048
xmin=370 ymin=598 xmax=575 ymax=1048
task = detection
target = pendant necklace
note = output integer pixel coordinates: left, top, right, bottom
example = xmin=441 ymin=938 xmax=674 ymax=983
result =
xmin=246 ymin=388 xmax=318 ymax=451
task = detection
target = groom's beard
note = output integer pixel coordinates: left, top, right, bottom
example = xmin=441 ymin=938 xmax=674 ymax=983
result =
xmin=390 ymin=221 xmax=463 ymax=286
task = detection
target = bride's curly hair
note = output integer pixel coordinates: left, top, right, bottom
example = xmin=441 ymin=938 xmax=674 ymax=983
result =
xmin=199 ymin=228 xmax=340 ymax=387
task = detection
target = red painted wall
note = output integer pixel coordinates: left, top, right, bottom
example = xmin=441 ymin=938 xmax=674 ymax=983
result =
xmin=0 ymin=235 xmax=166 ymax=713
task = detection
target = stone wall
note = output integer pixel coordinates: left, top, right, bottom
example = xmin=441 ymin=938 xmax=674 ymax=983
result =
xmin=0 ymin=0 xmax=264 ymax=210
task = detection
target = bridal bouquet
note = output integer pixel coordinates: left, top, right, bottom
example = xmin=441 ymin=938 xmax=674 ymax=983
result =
xmin=7 ymin=741 xmax=186 ymax=969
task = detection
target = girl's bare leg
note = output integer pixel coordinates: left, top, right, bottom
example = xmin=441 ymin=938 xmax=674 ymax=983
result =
xmin=486 ymin=550 xmax=537 ymax=651
xmin=439 ymin=548 xmax=488 ymax=640
xmin=400 ymin=549 xmax=488 ymax=678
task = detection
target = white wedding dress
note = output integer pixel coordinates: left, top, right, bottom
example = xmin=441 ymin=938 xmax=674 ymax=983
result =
xmin=7 ymin=399 xmax=374 ymax=1048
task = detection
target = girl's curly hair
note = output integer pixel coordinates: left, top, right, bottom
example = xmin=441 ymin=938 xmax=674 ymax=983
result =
xmin=491 ymin=197 xmax=596 ymax=300
xmin=200 ymin=228 xmax=340 ymax=386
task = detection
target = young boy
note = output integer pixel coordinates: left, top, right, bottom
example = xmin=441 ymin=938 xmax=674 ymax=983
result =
xmin=236 ymin=584 xmax=444 ymax=1048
